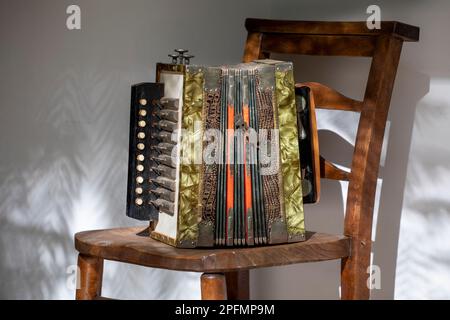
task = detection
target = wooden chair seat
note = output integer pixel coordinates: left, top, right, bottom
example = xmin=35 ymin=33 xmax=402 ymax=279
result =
xmin=75 ymin=227 xmax=351 ymax=273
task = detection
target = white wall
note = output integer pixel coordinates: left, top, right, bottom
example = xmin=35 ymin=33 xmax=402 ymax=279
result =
xmin=0 ymin=0 xmax=449 ymax=299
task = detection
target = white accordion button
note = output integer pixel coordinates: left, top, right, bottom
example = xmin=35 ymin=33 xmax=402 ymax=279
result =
xmin=136 ymin=176 xmax=144 ymax=184
xmin=135 ymin=198 xmax=143 ymax=206
xmin=135 ymin=187 xmax=143 ymax=195
xmin=139 ymin=109 xmax=147 ymax=117
xmin=136 ymin=154 xmax=144 ymax=161
xmin=136 ymin=164 xmax=144 ymax=172
xmin=138 ymin=120 xmax=146 ymax=127
xmin=139 ymin=99 xmax=147 ymax=106
xmin=137 ymin=132 xmax=145 ymax=139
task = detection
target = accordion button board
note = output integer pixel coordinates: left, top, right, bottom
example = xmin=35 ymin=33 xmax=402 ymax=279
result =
xmin=126 ymin=82 xmax=165 ymax=220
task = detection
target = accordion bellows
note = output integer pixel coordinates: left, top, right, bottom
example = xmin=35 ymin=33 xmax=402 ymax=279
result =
xmin=127 ymin=60 xmax=308 ymax=248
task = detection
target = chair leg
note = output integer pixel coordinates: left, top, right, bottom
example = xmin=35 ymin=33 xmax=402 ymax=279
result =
xmin=201 ymin=273 xmax=227 ymax=300
xmin=340 ymin=254 xmax=370 ymax=300
xmin=225 ymin=270 xmax=250 ymax=300
xmin=76 ymin=254 xmax=104 ymax=300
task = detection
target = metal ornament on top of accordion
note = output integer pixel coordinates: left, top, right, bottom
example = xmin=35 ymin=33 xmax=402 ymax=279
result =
xmin=126 ymin=49 xmax=320 ymax=248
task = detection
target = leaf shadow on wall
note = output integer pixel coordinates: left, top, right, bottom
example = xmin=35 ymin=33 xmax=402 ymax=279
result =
xmin=0 ymin=67 xmax=200 ymax=299
xmin=0 ymin=69 xmax=87 ymax=299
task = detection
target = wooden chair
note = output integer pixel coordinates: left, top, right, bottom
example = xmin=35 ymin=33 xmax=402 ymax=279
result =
xmin=74 ymin=18 xmax=419 ymax=300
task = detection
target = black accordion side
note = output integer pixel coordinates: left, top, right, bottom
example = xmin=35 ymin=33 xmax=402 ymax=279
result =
xmin=126 ymin=83 xmax=164 ymax=220
xmin=296 ymin=86 xmax=320 ymax=204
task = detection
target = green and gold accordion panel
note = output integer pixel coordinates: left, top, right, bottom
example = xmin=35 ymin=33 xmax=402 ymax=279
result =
xmin=126 ymin=59 xmax=307 ymax=248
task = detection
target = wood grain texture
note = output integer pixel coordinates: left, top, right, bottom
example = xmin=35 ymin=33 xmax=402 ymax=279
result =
xmin=341 ymin=35 xmax=403 ymax=300
xmin=76 ymin=254 xmax=103 ymax=300
xmin=201 ymin=273 xmax=227 ymax=300
xmin=297 ymin=82 xmax=363 ymax=112
xmin=75 ymin=227 xmax=350 ymax=273
xmin=262 ymin=34 xmax=376 ymax=57
xmin=245 ymin=19 xmax=420 ymax=42
xmin=320 ymin=156 xmax=351 ymax=181
xmin=225 ymin=270 xmax=250 ymax=300
xmin=243 ymin=32 xmax=269 ymax=63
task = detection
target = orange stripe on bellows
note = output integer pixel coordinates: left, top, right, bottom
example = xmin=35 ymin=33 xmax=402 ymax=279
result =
xmin=226 ymin=104 xmax=234 ymax=239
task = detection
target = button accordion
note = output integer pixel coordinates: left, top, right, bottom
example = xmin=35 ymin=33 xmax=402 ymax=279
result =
xmin=126 ymin=52 xmax=319 ymax=248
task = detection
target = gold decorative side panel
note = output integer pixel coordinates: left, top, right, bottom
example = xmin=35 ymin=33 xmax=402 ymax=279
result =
xmin=177 ymin=67 xmax=204 ymax=246
xmin=275 ymin=63 xmax=305 ymax=239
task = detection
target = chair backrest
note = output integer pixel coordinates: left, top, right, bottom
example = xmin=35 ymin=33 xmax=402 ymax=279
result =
xmin=243 ymin=18 xmax=419 ymax=299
